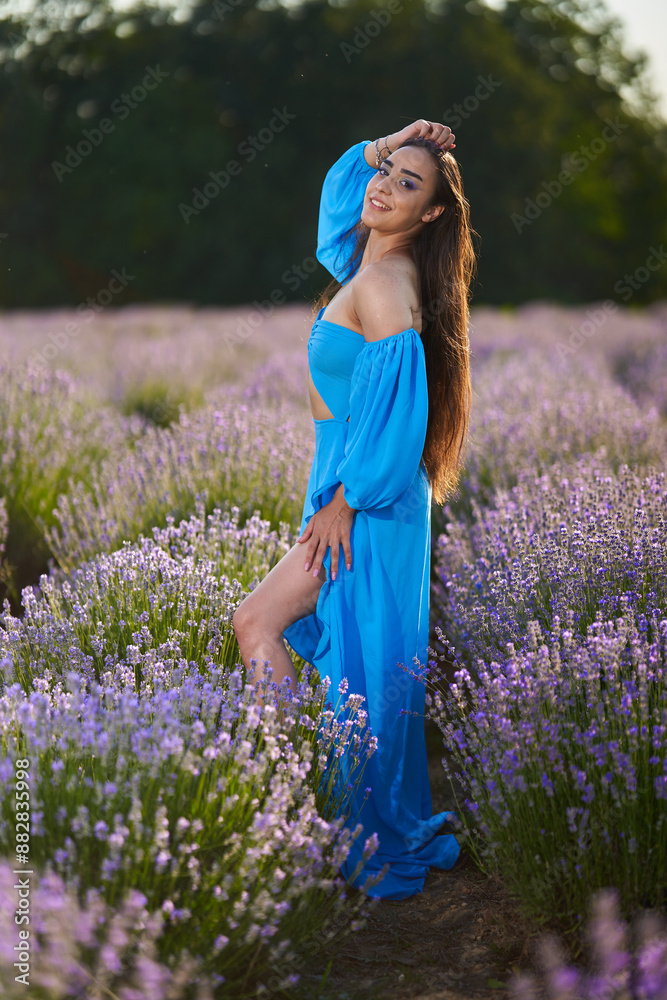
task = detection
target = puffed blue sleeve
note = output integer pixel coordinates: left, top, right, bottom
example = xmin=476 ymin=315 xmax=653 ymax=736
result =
xmin=335 ymin=330 xmax=429 ymax=511
xmin=317 ymin=140 xmax=376 ymax=282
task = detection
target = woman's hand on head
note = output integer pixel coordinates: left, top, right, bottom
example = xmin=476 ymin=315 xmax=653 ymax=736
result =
xmin=387 ymin=120 xmax=455 ymax=153
xmin=297 ymin=484 xmax=355 ymax=582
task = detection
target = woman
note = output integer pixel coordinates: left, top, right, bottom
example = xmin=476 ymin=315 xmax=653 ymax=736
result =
xmin=233 ymin=118 xmax=476 ymax=899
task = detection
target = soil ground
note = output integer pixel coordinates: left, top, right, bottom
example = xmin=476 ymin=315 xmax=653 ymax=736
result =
xmin=295 ymin=723 xmax=540 ymax=1000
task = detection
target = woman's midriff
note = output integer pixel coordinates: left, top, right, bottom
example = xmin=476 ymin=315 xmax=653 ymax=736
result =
xmin=308 ymin=370 xmax=335 ymax=421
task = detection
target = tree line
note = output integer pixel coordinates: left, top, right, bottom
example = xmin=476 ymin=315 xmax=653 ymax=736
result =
xmin=1 ymin=0 xmax=666 ymax=309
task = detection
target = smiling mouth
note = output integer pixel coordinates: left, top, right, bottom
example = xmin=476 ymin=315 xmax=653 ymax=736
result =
xmin=369 ymin=197 xmax=391 ymax=211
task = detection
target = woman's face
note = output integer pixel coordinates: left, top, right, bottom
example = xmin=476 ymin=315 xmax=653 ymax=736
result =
xmin=361 ymin=146 xmax=445 ymax=235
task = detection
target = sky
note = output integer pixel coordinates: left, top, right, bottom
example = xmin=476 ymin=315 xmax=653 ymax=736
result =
xmin=601 ymin=0 xmax=667 ymax=122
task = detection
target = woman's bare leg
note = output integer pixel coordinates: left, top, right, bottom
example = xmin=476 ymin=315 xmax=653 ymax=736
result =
xmin=232 ymin=542 xmax=326 ymax=691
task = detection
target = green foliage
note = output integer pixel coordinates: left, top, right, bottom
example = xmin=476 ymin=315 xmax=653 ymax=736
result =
xmin=120 ymin=378 xmax=200 ymax=428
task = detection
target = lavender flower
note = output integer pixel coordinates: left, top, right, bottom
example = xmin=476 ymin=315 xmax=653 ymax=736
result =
xmin=511 ymin=889 xmax=667 ymax=1000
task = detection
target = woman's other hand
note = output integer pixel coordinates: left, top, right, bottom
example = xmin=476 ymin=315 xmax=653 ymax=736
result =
xmin=297 ymin=484 xmax=355 ymax=581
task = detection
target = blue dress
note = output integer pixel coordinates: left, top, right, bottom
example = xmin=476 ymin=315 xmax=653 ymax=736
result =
xmin=283 ymin=141 xmax=460 ymax=900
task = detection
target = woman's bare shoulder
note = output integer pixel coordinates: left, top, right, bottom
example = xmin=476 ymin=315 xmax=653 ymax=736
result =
xmin=352 ymin=257 xmax=420 ymax=342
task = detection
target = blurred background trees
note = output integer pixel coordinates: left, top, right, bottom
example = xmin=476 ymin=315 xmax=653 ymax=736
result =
xmin=1 ymin=0 xmax=666 ymax=309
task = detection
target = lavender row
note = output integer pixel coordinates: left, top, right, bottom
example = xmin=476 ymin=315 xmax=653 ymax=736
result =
xmin=428 ymin=609 xmax=667 ymax=933
xmin=0 ymin=354 xmax=312 ymax=594
xmin=46 ymin=383 xmax=312 ymax=573
xmin=0 ymin=665 xmax=380 ymax=996
xmin=2 ymin=504 xmax=291 ymax=689
xmin=430 ymin=311 xmax=667 ymax=957
xmin=2 ymin=302 xmax=664 ymax=413
xmin=434 ymin=456 xmax=667 ymax=662
xmin=0 ymin=505 xmax=382 ymax=995
xmin=448 ymin=347 xmax=666 ymax=523
xmin=0 ymin=303 xmax=313 ymax=416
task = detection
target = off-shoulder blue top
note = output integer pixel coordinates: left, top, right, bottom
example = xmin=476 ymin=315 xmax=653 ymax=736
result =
xmin=283 ymin=140 xmax=460 ymax=899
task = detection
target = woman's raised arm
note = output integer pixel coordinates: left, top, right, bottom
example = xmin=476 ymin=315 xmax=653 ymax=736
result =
xmin=316 ymin=141 xmax=375 ymax=282
xmin=317 ymin=121 xmax=455 ymax=282
xmin=362 ymin=119 xmax=456 ymax=169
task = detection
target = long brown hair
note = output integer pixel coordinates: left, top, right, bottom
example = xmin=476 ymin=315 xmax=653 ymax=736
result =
xmin=315 ymin=137 xmax=477 ymax=504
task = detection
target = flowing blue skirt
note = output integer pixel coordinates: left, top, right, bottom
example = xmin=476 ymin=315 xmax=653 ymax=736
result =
xmin=284 ymin=418 xmax=460 ymax=900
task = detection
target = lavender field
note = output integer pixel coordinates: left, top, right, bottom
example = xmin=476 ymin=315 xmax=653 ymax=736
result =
xmin=0 ymin=299 xmax=666 ymax=999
